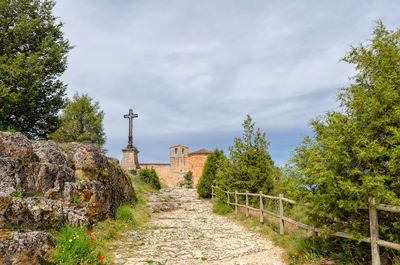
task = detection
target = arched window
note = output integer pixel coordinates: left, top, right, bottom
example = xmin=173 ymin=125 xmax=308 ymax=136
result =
xmin=181 ymin=148 xmax=185 ymax=157
xmin=174 ymin=148 xmax=178 ymax=157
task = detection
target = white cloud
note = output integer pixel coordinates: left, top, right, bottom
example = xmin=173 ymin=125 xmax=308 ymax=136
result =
xmin=54 ymin=0 xmax=400 ymax=163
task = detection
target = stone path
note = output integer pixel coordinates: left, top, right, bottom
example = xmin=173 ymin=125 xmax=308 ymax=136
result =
xmin=112 ymin=188 xmax=286 ymax=265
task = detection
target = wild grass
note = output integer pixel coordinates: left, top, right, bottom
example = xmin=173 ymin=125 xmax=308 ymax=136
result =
xmin=94 ymin=194 xmax=150 ymax=245
xmin=46 ymin=177 xmax=153 ymax=264
xmin=47 ymin=225 xmax=109 ymax=265
xmin=115 ymin=204 xmax=135 ymax=223
xmin=212 ymin=198 xmax=233 ymax=214
xmin=131 ymin=177 xmax=160 ymax=194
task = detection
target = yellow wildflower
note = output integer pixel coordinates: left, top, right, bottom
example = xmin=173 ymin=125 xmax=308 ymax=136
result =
xmin=69 ymin=239 xmax=72 ymax=242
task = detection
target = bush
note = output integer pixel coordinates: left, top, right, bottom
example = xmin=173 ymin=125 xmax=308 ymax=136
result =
xmin=129 ymin=169 xmax=137 ymax=175
xmin=50 ymin=225 xmax=104 ymax=264
xmin=197 ymin=149 xmax=225 ymax=198
xmin=184 ymin=171 xmax=192 ymax=181
xmin=138 ymin=168 xmax=161 ymax=190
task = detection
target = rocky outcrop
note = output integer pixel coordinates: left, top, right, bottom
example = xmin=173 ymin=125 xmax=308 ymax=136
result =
xmin=0 ymin=229 xmax=50 ymax=265
xmin=0 ymin=192 xmax=87 ymax=229
xmin=61 ymin=142 xmax=135 ymax=222
xmin=0 ymin=131 xmax=135 ymax=228
xmin=0 ymin=131 xmax=136 ymax=264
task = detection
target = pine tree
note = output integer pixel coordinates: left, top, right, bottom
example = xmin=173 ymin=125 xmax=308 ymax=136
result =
xmin=216 ymin=115 xmax=277 ymax=195
xmin=197 ymin=149 xmax=225 ymax=198
xmin=286 ymin=21 xmax=400 ymax=263
xmin=0 ymin=0 xmax=72 ymax=138
xmin=50 ymin=93 xmax=106 ymax=147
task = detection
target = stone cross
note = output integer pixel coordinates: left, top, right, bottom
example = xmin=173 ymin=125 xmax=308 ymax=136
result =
xmin=124 ymin=108 xmax=138 ymax=148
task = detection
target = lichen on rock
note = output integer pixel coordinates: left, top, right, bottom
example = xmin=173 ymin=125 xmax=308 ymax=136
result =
xmin=0 ymin=229 xmax=50 ymax=265
xmin=0 ymin=131 xmax=136 ymax=264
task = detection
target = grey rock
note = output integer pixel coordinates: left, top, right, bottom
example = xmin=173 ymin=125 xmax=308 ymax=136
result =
xmin=0 ymin=229 xmax=49 ymax=265
xmin=0 ymin=157 xmax=19 ymax=195
xmin=15 ymin=162 xmax=74 ymax=199
xmin=179 ymin=179 xmax=193 ymax=187
xmin=0 ymin=193 xmax=87 ymax=229
xmin=32 ymin=140 xmax=71 ymax=166
xmin=0 ymin=131 xmax=137 ymax=263
xmin=0 ymin=131 xmax=37 ymax=162
xmin=63 ymin=142 xmax=109 ymax=172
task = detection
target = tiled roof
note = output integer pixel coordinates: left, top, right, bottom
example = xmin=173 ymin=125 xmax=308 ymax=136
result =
xmin=188 ymin=148 xmax=212 ymax=156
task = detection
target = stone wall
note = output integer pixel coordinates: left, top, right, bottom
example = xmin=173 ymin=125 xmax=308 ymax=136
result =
xmin=140 ymin=145 xmax=211 ymax=187
xmin=188 ymin=154 xmax=209 ymax=185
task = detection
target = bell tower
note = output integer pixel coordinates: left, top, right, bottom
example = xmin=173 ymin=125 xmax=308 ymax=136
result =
xmin=169 ymin=145 xmax=189 ymax=173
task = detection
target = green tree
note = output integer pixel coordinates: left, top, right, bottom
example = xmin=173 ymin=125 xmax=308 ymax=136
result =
xmin=197 ymin=149 xmax=225 ymax=198
xmin=215 ymin=115 xmax=278 ymax=196
xmin=50 ymin=93 xmax=106 ymax=147
xmin=0 ymin=0 xmax=72 ymax=138
xmin=285 ymin=21 xmax=400 ymax=263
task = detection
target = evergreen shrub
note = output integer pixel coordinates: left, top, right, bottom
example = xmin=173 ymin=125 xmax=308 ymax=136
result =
xmin=138 ymin=168 xmax=161 ymax=190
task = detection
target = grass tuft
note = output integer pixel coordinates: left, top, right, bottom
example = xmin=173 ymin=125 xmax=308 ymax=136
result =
xmin=212 ymin=199 xmax=233 ymax=214
xmin=115 ymin=204 xmax=135 ymax=223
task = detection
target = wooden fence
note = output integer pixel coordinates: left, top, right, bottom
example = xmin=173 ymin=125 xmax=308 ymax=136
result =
xmin=211 ymin=185 xmax=400 ymax=265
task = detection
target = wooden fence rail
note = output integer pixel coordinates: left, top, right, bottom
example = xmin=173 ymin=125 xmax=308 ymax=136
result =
xmin=211 ymin=185 xmax=400 ymax=265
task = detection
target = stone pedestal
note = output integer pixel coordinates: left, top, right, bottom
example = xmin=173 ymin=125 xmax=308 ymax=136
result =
xmin=121 ymin=146 xmax=140 ymax=170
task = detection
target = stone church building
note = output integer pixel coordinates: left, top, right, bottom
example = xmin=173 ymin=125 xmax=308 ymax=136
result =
xmin=140 ymin=145 xmax=211 ymax=187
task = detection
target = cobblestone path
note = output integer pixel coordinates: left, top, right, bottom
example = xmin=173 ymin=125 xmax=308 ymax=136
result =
xmin=112 ymin=188 xmax=286 ymax=265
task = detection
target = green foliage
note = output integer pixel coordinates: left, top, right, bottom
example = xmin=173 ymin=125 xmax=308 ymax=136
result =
xmin=50 ymin=93 xmax=106 ymax=147
xmin=138 ymin=168 xmax=161 ymax=190
xmin=70 ymin=196 xmax=80 ymax=204
xmin=183 ymin=171 xmax=192 ymax=181
xmin=115 ymin=204 xmax=135 ymax=223
xmin=283 ymin=21 xmax=400 ymax=262
xmin=197 ymin=149 xmax=225 ymax=198
xmin=215 ymin=115 xmax=279 ymax=198
xmin=0 ymin=0 xmax=72 ymax=138
xmin=94 ymin=195 xmax=149 ymax=243
xmin=11 ymin=188 xmax=23 ymax=198
xmin=49 ymin=225 xmax=103 ymax=264
xmin=212 ymin=199 xmax=232 ymax=214
xmin=129 ymin=169 xmax=137 ymax=175
xmin=0 ymin=121 xmax=16 ymax=133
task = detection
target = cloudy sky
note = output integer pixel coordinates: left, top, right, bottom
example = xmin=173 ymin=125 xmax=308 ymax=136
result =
xmin=54 ymin=0 xmax=400 ymax=166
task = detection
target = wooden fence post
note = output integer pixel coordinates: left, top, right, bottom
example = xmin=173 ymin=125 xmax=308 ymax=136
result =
xmin=245 ymin=191 xmax=249 ymax=218
xmin=259 ymin=191 xmax=264 ymax=224
xmin=211 ymin=185 xmax=214 ymax=200
xmin=235 ymin=191 xmax=238 ymax=215
xmin=279 ymin=193 xmax=284 ymax=235
xmin=369 ymin=197 xmax=381 ymax=265
xmin=227 ymin=191 xmax=230 ymax=205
